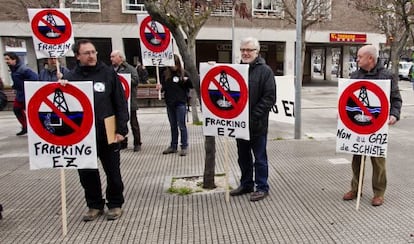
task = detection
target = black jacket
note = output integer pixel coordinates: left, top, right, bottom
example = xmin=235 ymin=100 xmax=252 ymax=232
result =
xmin=63 ymin=61 xmax=129 ymax=142
xmin=350 ymin=62 xmax=402 ymax=120
xmin=161 ymin=70 xmax=193 ymax=107
xmin=243 ymin=57 xmax=277 ymax=138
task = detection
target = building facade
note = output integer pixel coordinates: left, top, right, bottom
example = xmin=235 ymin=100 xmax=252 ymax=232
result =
xmin=0 ymin=0 xmax=385 ymax=86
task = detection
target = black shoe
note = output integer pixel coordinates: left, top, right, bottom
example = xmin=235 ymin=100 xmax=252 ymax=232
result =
xmin=0 ymin=204 xmax=3 ymax=220
xmin=133 ymin=145 xmax=141 ymax=152
xmin=120 ymin=140 xmax=128 ymax=150
xmin=250 ymin=191 xmax=269 ymax=201
xmin=16 ymin=128 xmax=27 ymax=136
xmin=230 ymin=186 xmax=254 ymax=196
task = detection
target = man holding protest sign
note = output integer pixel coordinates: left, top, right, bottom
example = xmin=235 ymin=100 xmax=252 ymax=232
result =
xmin=342 ymin=45 xmax=402 ymax=206
xmin=62 ymin=39 xmax=129 ymax=221
xmin=230 ymin=37 xmax=276 ymax=202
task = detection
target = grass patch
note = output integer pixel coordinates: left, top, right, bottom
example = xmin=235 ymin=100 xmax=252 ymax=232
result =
xmin=167 ymin=186 xmax=193 ymax=195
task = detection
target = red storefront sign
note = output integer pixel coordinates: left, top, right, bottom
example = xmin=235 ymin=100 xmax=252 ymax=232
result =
xmin=330 ymin=33 xmax=367 ymax=43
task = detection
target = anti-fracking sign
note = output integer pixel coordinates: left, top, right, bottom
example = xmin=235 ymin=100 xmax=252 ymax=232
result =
xmin=28 ymin=8 xmax=74 ymax=58
xmin=137 ymin=15 xmax=174 ymax=67
xmin=117 ymin=73 xmax=131 ymax=114
xmin=336 ymin=78 xmax=390 ymax=158
xmin=269 ymin=75 xmax=294 ymax=124
xmin=25 ymin=81 xmax=97 ymax=170
xmin=200 ymin=63 xmax=249 ymax=140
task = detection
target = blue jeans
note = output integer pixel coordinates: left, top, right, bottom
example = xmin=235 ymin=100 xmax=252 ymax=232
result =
xmin=236 ymin=134 xmax=269 ymax=192
xmin=166 ymin=103 xmax=188 ymax=149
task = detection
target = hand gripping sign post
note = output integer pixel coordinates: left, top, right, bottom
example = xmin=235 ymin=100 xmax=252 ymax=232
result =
xmin=25 ymin=81 xmax=96 ymax=236
xmin=137 ymin=15 xmax=174 ymax=100
xmin=200 ymin=63 xmax=249 ymax=202
xmin=28 ymin=8 xmax=74 ymax=59
xmin=336 ymin=78 xmax=390 ymax=210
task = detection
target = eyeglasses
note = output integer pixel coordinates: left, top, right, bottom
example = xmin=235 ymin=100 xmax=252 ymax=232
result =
xmin=80 ymin=50 xmax=98 ymax=56
xmin=240 ymin=48 xmax=257 ymax=53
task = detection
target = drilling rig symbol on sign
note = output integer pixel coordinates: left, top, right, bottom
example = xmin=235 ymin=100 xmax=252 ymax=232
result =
xmin=345 ymin=86 xmax=382 ymax=126
xmin=208 ymin=70 xmax=243 ymax=111
xmin=39 ymin=88 xmax=84 ymax=136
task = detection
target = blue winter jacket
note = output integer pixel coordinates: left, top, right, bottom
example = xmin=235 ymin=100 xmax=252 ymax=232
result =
xmin=9 ymin=61 xmax=38 ymax=103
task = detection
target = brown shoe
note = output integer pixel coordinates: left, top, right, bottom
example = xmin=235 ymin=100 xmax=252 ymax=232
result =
xmin=82 ymin=208 xmax=104 ymax=222
xmin=250 ymin=191 xmax=269 ymax=201
xmin=371 ymin=196 xmax=384 ymax=206
xmin=107 ymin=207 xmax=123 ymax=220
xmin=343 ymin=191 xmax=358 ymax=201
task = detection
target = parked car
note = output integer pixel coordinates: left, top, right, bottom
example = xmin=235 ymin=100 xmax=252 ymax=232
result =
xmin=398 ymin=61 xmax=412 ymax=80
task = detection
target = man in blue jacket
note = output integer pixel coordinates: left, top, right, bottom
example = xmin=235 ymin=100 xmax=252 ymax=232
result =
xmin=230 ymin=37 xmax=276 ymax=201
xmin=3 ymin=52 xmax=38 ymax=136
xmin=39 ymin=57 xmax=70 ymax=81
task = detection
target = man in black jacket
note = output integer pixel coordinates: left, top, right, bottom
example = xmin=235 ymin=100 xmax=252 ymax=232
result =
xmin=230 ymin=37 xmax=276 ymax=201
xmin=62 ymin=39 xmax=129 ymax=221
xmin=342 ymin=44 xmax=402 ymax=206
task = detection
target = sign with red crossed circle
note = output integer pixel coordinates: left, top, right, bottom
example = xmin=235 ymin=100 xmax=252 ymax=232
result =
xmin=139 ymin=16 xmax=171 ymax=53
xmin=27 ymin=83 xmax=94 ymax=145
xmin=201 ymin=65 xmax=248 ymax=119
xmin=118 ymin=74 xmax=131 ymax=101
xmin=30 ymin=9 xmax=72 ymax=45
xmin=338 ymin=80 xmax=389 ymax=134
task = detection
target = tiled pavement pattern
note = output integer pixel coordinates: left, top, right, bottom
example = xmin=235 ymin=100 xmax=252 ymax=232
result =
xmin=0 ymin=81 xmax=414 ymax=243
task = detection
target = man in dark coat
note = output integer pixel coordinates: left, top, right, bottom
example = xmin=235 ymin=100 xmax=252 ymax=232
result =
xmin=62 ymin=39 xmax=129 ymax=221
xmin=110 ymin=50 xmax=142 ymax=152
xmin=342 ymin=44 xmax=402 ymax=206
xmin=230 ymin=37 xmax=276 ymax=202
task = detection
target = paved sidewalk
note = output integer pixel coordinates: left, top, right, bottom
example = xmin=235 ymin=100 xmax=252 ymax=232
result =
xmin=0 ymin=81 xmax=414 ymax=243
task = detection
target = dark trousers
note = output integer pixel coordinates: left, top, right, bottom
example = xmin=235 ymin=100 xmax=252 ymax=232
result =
xmin=121 ymin=110 xmax=141 ymax=148
xmin=78 ymin=141 xmax=124 ymax=209
xmin=236 ymin=134 xmax=269 ymax=192
xmin=13 ymin=100 xmax=26 ymax=129
xmin=130 ymin=110 xmax=142 ymax=146
xmin=351 ymin=155 xmax=387 ymax=197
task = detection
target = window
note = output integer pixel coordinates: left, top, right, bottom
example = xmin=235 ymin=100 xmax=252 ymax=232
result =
xmin=71 ymin=0 xmax=101 ymax=12
xmin=305 ymin=0 xmax=331 ymax=21
xmin=123 ymin=0 xmax=146 ymax=13
xmin=193 ymin=0 xmax=233 ymax=16
xmin=253 ymin=0 xmax=284 ymax=18
xmin=211 ymin=0 xmax=233 ymax=17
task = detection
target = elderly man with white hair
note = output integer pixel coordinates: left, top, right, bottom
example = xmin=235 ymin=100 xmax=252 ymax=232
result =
xmin=110 ymin=50 xmax=143 ymax=152
xmin=342 ymin=44 xmax=402 ymax=207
